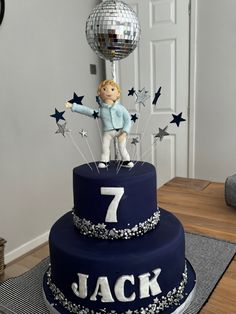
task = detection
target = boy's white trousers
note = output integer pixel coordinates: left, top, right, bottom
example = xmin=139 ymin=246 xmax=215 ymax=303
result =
xmin=101 ymin=129 xmax=130 ymax=162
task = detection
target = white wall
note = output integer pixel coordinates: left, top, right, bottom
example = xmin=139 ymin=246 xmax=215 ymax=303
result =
xmin=194 ymin=0 xmax=236 ymax=182
xmin=0 ymin=0 xmax=104 ymax=262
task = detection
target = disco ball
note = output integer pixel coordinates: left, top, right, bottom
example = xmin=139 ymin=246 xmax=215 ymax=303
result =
xmin=85 ymin=0 xmax=141 ymax=62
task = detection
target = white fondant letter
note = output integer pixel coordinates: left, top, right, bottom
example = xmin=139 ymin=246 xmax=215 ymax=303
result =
xmin=114 ymin=275 xmax=136 ymax=302
xmin=101 ymin=187 xmax=124 ymax=223
xmin=90 ymin=276 xmax=114 ymax=303
xmin=71 ymin=273 xmax=89 ymax=299
xmin=139 ymin=268 xmax=162 ymax=299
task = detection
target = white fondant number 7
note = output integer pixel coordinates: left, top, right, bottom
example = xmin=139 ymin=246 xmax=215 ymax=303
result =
xmin=101 ymin=187 xmax=124 ymax=223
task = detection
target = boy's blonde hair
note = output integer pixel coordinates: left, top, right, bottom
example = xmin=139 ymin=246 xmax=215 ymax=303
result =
xmin=97 ymin=80 xmax=121 ymax=95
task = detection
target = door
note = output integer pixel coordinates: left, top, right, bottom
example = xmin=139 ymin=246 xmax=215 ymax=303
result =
xmin=107 ymin=0 xmax=190 ymax=187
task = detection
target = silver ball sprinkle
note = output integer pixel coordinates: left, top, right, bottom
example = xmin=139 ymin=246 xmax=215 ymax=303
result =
xmin=85 ymin=0 xmax=141 ymax=61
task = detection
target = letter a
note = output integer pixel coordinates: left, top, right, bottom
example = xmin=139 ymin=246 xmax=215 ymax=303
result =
xmin=90 ymin=277 xmax=114 ymax=303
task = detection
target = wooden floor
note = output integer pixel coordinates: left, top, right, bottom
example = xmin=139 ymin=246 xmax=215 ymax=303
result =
xmin=158 ymin=177 xmax=236 ymax=314
xmin=0 ymin=177 xmax=236 ymax=313
xmin=0 ymin=243 xmax=49 ymax=283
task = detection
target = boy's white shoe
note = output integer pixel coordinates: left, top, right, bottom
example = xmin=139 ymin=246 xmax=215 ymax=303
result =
xmin=121 ymin=161 xmax=134 ymax=168
xmin=98 ymin=162 xmax=109 ymax=168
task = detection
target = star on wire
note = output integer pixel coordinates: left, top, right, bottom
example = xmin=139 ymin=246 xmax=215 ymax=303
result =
xmin=128 ymin=87 xmax=136 ymax=96
xmin=135 ymin=88 xmax=150 ymax=106
xmin=170 ymin=112 xmax=186 ymax=127
xmin=152 ymin=87 xmax=162 ymax=105
xmin=131 ymin=137 xmax=139 ymax=145
xmin=79 ymin=129 xmax=88 ymax=138
xmin=55 ymin=122 xmax=70 ymax=137
xmin=50 ymin=108 xmax=65 ymax=123
xmin=68 ymin=93 xmax=84 ymax=105
xmin=92 ymin=110 xmax=99 ymax=119
xmin=131 ymin=113 xmax=138 ymax=123
xmin=155 ymin=126 xmax=169 ymax=141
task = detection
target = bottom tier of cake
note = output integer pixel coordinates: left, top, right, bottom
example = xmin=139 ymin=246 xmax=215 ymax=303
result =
xmin=43 ymin=208 xmax=196 ymax=314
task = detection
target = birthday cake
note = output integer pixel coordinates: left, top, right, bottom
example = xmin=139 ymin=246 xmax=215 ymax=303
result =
xmin=43 ymin=161 xmax=196 ymax=314
xmin=45 ymin=1 xmax=196 ymax=312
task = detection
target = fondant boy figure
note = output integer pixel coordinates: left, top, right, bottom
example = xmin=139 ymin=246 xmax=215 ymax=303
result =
xmin=65 ymin=80 xmax=134 ymax=169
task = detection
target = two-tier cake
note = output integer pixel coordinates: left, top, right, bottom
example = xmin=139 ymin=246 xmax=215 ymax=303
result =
xmin=43 ymin=161 xmax=196 ymax=314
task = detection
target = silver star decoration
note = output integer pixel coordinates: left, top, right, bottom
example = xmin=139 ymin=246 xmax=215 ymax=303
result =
xmin=79 ymin=129 xmax=88 ymax=138
xmin=131 ymin=137 xmax=139 ymax=145
xmin=55 ymin=122 xmax=70 ymax=137
xmin=126 ymin=310 xmax=133 ymax=314
xmin=135 ymin=88 xmax=150 ymax=106
xmin=155 ymin=126 xmax=169 ymax=141
xmin=97 ymin=223 xmax=106 ymax=229
xmin=153 ymin=297 xmax=159 ymax=303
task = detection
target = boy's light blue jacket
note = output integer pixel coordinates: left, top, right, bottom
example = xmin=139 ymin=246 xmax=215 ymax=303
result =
xmin=71 ymin=100 xmax=131 ymax=134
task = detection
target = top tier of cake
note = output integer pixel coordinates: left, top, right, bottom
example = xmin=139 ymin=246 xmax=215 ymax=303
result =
xmin=72 ymin=161 xmax=160 ymax=239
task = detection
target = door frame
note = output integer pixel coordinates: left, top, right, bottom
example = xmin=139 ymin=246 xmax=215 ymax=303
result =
xmin=188 ymin=0 xmax=198 ymax=178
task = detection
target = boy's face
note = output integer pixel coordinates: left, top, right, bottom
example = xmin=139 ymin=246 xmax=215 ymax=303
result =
xmin=99 ymin=84 xmax=120 ymax=103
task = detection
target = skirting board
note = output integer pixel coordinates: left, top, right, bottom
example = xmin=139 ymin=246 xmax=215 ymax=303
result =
xmin=5 ymin=231 xmax=49 ymax=264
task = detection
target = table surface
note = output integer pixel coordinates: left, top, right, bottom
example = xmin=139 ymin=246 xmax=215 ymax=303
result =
xmin=158 ymin=177 xmax=236 ymax=314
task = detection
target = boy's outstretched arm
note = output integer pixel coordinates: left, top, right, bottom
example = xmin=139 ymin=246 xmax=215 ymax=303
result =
xmin=65 ymin=102 xmax=99 ymax=118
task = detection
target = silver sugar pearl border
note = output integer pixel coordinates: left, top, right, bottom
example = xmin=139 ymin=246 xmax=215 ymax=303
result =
xmin=72 ymin=208 xmax=161 ymax=240
xmin=46 ymin=261 xmax=188 ymax=314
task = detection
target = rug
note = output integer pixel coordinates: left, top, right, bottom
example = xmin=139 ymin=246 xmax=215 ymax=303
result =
xmin=0 ymin=233 xmax=235 ymax=314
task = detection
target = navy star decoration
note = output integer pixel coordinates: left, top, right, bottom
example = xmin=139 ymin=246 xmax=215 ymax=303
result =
xmin=131 ymin=113 xmax=138 ymax=123
xmin=128 ymin=87 xmax=136 ymax=96
xmin=68 ymin=93 xmax=84 ymax=105
xmin=152 ymin=87 xmax=162 ymax=105
xmin=50 ymin=108 xmax=65 ymax=123
xmin=170 ymin=112 xmax=186 ymax=127
xmin=92 ymin=110 xmax=99 ymax=119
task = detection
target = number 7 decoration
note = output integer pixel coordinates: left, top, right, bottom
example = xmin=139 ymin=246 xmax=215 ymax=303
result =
xmin=101 ymin=187 xmax=124 ymax=223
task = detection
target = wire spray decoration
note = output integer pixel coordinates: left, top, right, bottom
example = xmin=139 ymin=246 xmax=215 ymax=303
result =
xmin=50 ymin=109 xmax=93 ymax=171
xmin=50 ymin=1 xmax=186 ymax=174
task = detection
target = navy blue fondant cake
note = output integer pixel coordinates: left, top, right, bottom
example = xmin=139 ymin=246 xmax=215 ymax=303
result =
xmin=73 ymin=162 xmax=160 ymax=239
xmin=43 ymin=162 xmax=196 ymax=314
